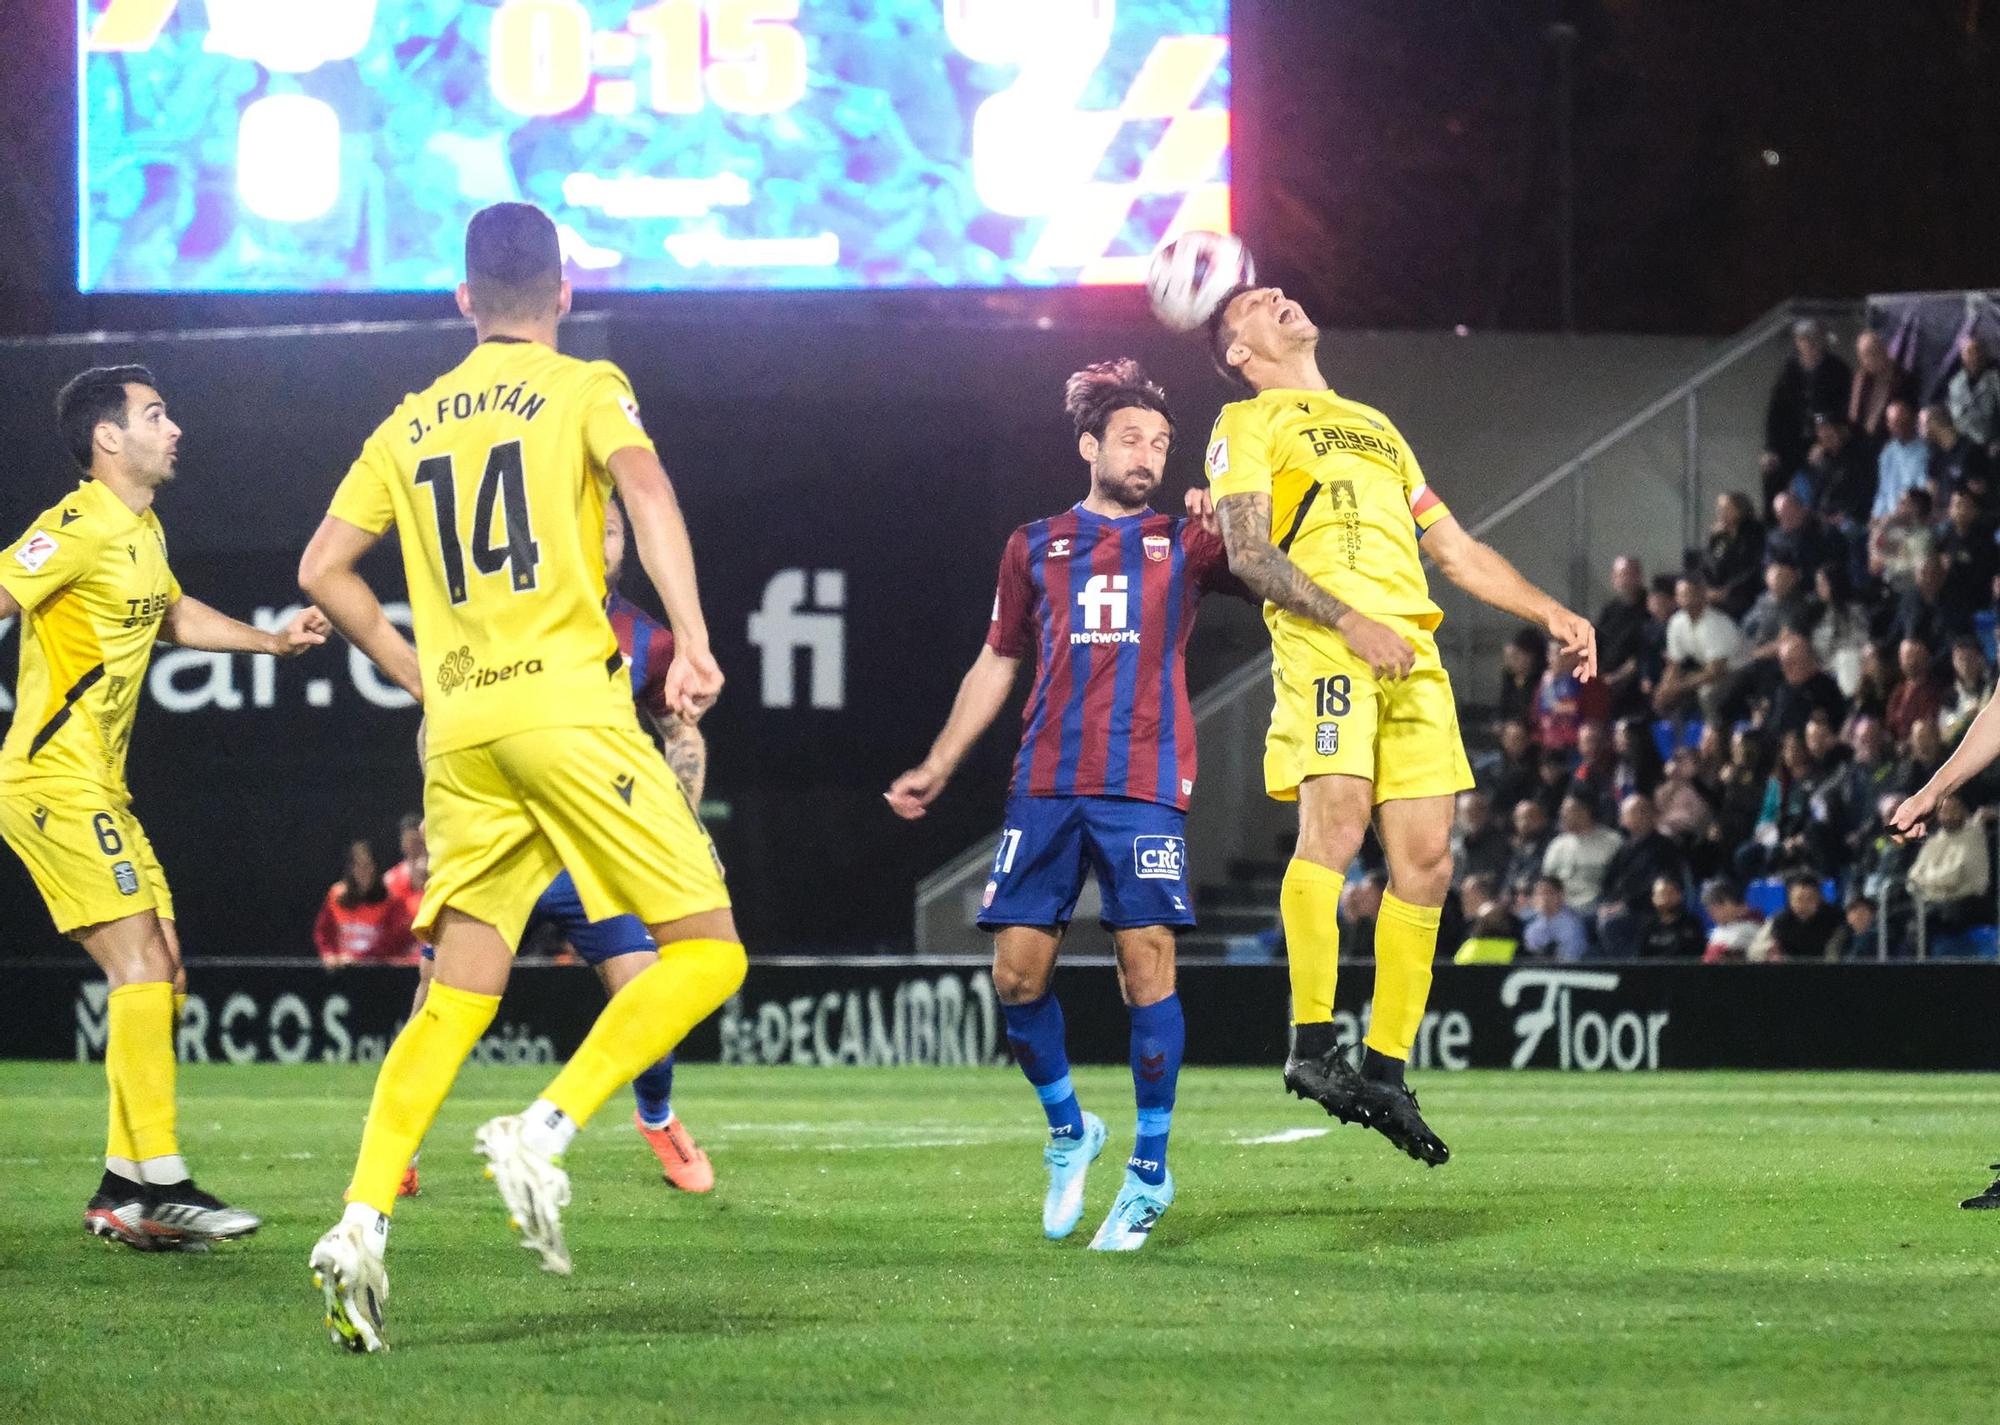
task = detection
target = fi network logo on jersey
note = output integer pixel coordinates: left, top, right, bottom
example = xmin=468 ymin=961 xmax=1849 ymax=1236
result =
xmin=748 ymin=570 xmax=846 ymax=710
xmin=1072 ymin=574 xmax=1138 ymax=645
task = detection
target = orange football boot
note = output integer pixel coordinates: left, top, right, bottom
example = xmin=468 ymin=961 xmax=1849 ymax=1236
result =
xmin=635 ymin=1110 xmax=714 ymax=1192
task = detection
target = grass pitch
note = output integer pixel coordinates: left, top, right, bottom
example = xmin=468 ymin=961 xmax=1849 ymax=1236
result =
xmin=2 ymin=1063 xmax=1997 ymax=1424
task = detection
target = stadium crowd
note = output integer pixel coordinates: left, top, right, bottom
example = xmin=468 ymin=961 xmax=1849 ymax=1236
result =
xmin=1416 ymin=321 xmax=2000 ymax=963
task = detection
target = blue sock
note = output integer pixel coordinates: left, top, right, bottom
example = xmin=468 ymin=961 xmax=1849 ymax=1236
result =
xmin=1001 ymin=993 xmax=1085 ymax=1141
xmin=631 ymin=1053 xmax=675 ymax=1128
xmin=1127 ymin=994 xmax=1183 ymax=1186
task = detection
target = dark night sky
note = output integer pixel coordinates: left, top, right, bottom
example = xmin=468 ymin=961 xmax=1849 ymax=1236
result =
xmin=1 ymin=0 xmax=1994 ymax=338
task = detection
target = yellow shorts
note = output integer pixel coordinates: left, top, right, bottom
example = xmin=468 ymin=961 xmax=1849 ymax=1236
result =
xmin=417 ymin=723 xmax=730 ymax=946
xmin=1264 ymin=616 xmax=1475 ymax=804
xmin=0 ymin=782 xmax=173 ymax=934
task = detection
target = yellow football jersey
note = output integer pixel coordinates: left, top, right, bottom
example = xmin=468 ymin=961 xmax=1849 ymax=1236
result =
xmin=1204 ymin=387 xmax=1453 ymax=630
xmin=329 ymin=338 xmax=658 ymax=757
xmin=0 ymin=477 xmax=181 ymax=793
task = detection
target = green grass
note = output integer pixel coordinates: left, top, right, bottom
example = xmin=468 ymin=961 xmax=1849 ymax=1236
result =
xmin=2 ymin=1065 xmax=1998 ymax=1424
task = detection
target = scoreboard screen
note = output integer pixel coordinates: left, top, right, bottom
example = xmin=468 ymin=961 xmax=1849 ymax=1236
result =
xmin=78 ymin=0 xmax=1232 ymax=294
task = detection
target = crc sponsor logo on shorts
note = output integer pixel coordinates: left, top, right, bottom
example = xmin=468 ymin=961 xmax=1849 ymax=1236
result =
xmin=436 ymin=644 xmax=544 ymax=696
xmin=1316 ymin=721 xmax=1340 ymax=756
xmin=1132 ymin=834 xmax=1185 ymax=881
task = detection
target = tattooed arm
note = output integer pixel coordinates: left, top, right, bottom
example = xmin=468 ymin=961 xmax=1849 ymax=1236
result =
xmin=1214 ymin=491 xmax=1417 ymax=678
xmin=651 ymin=712 xmax=708 ymax=805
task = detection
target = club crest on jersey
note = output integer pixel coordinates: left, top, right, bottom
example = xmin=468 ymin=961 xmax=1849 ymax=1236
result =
xmin=1047 ymin=537 xmax=1071 ymax=559
xmin=1133 ymin=835 xmax=1185 ymax=882
xmin=1143 ymin=534 xmax=1170 ymax=562
xmin=1316 ymin=721 xmax=1340 ymax=756
xmin=13 ymin=531 xmax=57 ymax=573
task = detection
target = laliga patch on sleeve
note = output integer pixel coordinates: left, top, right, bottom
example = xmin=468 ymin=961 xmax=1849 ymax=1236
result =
xmin=13 ymin=531 xmax=57 ymax=573
xmin=618 ymin=395 xmax=646 ymax=432
xmin=1205 ymin=437 xmax=1229 ymax=475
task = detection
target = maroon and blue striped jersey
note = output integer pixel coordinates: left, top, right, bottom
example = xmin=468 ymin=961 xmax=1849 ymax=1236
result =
xmin=987 ymin=505 xmax=1241 ymax=810
xmin=606 ymin=589 xmax=674 ymax=721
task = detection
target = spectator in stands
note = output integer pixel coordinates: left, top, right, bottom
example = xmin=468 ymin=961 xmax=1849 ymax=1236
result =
xmin=382 ymin=812 xmax=426 ymax=929
xmin=1933 ymin=488 xmax=1996 ymax=619
xmin=1886 ymin=637 xmax=1943 ymax=741
xmin=1808 ymin=562 xmax=1869 ymax=696
xmin=1832 ymin=893 xmax=1880 ymax=961
xmin=1872 ymin=400 xmax=1930 ymax=519
xmin=1764 ymin=492 xmax=1830 ymax=577
xmin=1635 ymin=573 xmax=1678 ymax=700
xmin=1338 ymin=868 xmax=1389 ymax=960
xmin=1924 ymin=402 xmax=1994 ymax=508
xmin=1869 ymin=487 xmax=1935 ymax=596
xmin=1655 ymin=574 xmax=1747 ymax=719
xmin=1703 ymin=492 xmax=1766 ymax=618
xmin=1738 ymin=732 xmax=1820 ymax=880
xmin=1941 ymin=635 xmax=1994 ymax=747
xmin=1751 ymin=872 xmax=1843 ymax=960
xmin=1611 ymin=715 xmax=1666 ymax=801
xmin=1949 ymin=335 xmax=2000 ymax=458
xmin=1496 ymin=627 xmax=1547 ymax=728
xmin=1850 ymin=639 xmax=1901 ymax=723
xmin=1763 ymin=631 xmax=1847 ymax=738
xmin=1452 ymin=873 xmax=1522 ymax=964
xmin=1481 ymin=717 xmax=1539 ymax=816
xmin=1532 ymin=645 xmax=1607 ymax=752
xmin=1848 ymin=330 xmax=1915 ymax=447
xmin=1797 ymin=411 xmax=1876 ymax=537
xmin=313 ymin=839 xmax=418 ymax=968
xmin=1533 ymin=748 xmax=1576 ymax=821
xmin=1743 ymin=557 xmax=1810 ymax=658
xmin=1764 ymin=319 xmax=1852 ymax=505
xmin=1542 ymin=793 xmax=1624 ymax=914
xmin=1831 ymin=715 xmax=1898 ymax=862
xmin=1886 ymin=554 xmax=1969 ymax=650
xmin=1656 ymin=748 xmax=1717 ymax=844
xmin=1596 ymin=556 xmax=1653 ymax=717
xmin=1907 ymin=792 xmax=1993 ymax=941
xmin=1595 ymin=794 xmax=1687 ymax=957
xmin=1694 ymin=722 xmax=1730 ymax=788
xmin=1895 ymin=717 xmax=1947 ymax=799
xmin=1699 ymin=877 xmax=1765 ymax=962
xmin=1504 ymin=798 xmax=1555 ymax=905
xmin=1635 ymin=875 xmax=1706 ymax=958
xmin=1451 ymin=789 xmax=1512 ymax=884
xmin=1570 ymin=719 xmax=1618 ymax=816
xmin=1522 ymin=875 xmax=1591 ymax=962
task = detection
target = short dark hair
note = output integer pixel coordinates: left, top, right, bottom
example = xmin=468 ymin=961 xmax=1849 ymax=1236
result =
xmin=1205 ymin=282 xmax=1259 ymax=392
xmin=55 ymin=365 xmax=157 ymax=472
xmin=1063 ymin=358 xmax=1172 ymax=440
xmin=397 ymin=812 xmax=423 ymax=836
xmin=1700 ymin=876 xmax=1743 ymax=906
xmin=1649 ymin=572 xmax=1678 ymax=597
xmin=464 ymin=202 xmax=562 ymax=321
xmin=1534 ymin=874 xmax=1565 ymax=894
xmin=1783 ymin=871 xmax=1822 ymax=892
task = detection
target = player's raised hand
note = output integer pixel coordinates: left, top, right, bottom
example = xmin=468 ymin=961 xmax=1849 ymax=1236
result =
xmin=1547 ymin=608 xmax=1597 ymax=682
xmin=1889 ymin=789 xmax=1938 ymax=842
xmin=274 ymin=606 xmax=332 ymax=657
xmin=1184 ymin=486 xmax=1219 ymax=535
xmin=885 ymin=764 xmax=948 ymax=820
xmin=1334 ymin=610 xmax=1416 ymax=680
xmin=664 ymin=645 xmax=725 ymax=718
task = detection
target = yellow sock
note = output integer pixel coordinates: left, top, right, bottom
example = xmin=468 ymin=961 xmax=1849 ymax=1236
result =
xmin=107 ymin=982 xmax=178 ymax=1162
xmin=1365 ymin=891 xmax=1443 ymax=1060
xmin=543 ymin=939 xmax=746 ymax=1127
xmin=346 ymin=981 xmax=499 ymax=1215
xmin=106 ymin=1060 xmax=138 ymax=1166
xmin=1281 ymin=860 xmax=1344 ymax=1023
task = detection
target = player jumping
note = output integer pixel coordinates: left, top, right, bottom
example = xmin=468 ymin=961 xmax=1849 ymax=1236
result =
xmin=0 ymin=366 xmax=327 ymax=1250
xmin=300 ymin=202 xmax=744 ymax=1352
xmin=1202 ymin=285 xmax=1596 ymax=1164
xmin=888 ymin=359 xmax=1246 ymax=1251
xmin=401 ymin=497 xmax=715 ymax=1199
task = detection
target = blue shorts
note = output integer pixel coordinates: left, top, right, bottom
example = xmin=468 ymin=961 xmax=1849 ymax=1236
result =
xmin=420 ymin=870 xmax=656 ymax=964
xmin=977 ymin=795 xmax=1196 ymax=932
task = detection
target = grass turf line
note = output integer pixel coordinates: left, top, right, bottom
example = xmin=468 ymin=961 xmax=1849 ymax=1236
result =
xmin=1 ymin=1063 xmax=1997 ymax=1424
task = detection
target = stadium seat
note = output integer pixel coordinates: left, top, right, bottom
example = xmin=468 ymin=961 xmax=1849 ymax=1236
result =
xmin=1929 ymin=924 xmax=2000 ymax=960
xmin=1979 ymin=609 xmax=1998 ymax=667
xmin=1652 ymin=719 xmax=1705 ymax=762
xmin=1745 ymin=878 xmax=1787 ymax=918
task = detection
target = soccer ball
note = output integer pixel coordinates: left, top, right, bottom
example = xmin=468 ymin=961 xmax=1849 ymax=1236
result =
xmin=1145 ymin=231 xmax=1256 ymax=332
